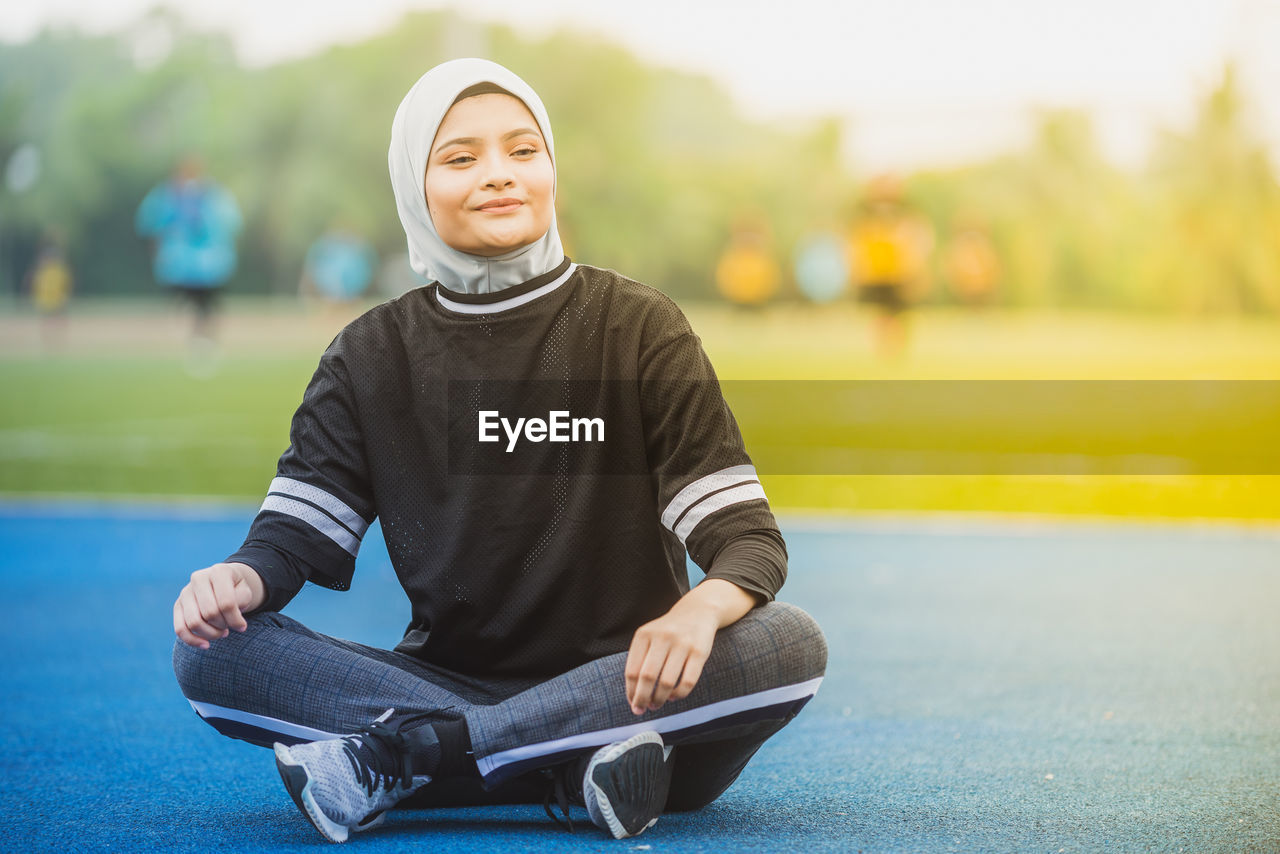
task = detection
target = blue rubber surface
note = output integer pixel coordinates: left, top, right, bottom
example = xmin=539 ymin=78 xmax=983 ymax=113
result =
xmin=1 ymin=503 xmax=1277 ymax=852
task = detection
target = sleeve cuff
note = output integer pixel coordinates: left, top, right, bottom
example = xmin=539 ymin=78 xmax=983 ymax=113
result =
xmin=226 ymin=542 xmax=309 ymax=613
xmin=702 ymin=529 xmax=788 ymax=604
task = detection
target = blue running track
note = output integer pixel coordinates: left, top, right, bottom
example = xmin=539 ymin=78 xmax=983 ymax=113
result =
xmin=1 ymin=502 xmax=1277 ymax=852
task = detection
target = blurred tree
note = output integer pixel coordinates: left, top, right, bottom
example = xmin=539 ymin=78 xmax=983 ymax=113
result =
xmin=2 ymin=15 xmax=1278 ymax=313
xmin=0 ymin=28 xmax=135 ymax=296
xmin=1147 ymin=64 xmax=1280 ymax=314
xmin=0 ymin=10 xmax=862 ymax=301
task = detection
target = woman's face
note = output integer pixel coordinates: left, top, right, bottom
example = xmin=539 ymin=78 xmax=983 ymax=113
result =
xmin=424 ymin=93 xmax=554 ymax=257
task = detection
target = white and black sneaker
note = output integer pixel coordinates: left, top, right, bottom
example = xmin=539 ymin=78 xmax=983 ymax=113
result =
xmin=273 ymin=710 xmax=431 ymax=843
xmin=581 ymin=731 xmax=675 ymax=839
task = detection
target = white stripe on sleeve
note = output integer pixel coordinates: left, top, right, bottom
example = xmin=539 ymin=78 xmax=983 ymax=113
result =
xmin=259 ymin=495 xmax=362 ymax=556
xmin=660 ymin=464 xmax=759 ymax=531
xmin=268 ymin=477 xmax=369 ymax=537
xmin=672 ymin=481 xmax=769 ymax=544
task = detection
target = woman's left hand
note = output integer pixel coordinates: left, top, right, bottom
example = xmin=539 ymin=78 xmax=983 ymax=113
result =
xmin=625 ymin=600 xmax=719 ymax=716
xmin=624 ymin=578 xmax=758 ymax=716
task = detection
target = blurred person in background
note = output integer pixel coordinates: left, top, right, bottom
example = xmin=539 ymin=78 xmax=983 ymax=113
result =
xmin=170 ymin=58 xmax=825 ymax=845
xmin=135 ymin=155 xmax=242 ymax=371
xmin=25 ymin=229 xmax=73 ymax=350
xmin=847 ymin=173 xmax=934 ymax=358
xmin=299 ymin=223 xmax=377 ymax=314
xmin=714 ymin=213 xmax=781 ymax=307
xmin=942 ymin=214 xmax=1001 ymax=309
xmin=793 ymin=230 xmax=849 ymax=304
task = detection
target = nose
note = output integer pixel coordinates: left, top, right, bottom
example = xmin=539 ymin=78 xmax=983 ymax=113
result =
xmin=481 ymin=153 xmax=515 ymax=190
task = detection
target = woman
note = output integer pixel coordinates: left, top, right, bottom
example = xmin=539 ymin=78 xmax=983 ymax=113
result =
xmin=171 ymin=58 xmax=826 ymax=843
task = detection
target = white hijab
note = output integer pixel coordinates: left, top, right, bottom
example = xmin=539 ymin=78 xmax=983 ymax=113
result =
xmin=388 ymin=58 xmax=564 ymax=295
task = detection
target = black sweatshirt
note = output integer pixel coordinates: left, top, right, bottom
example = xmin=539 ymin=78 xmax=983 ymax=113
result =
xmin=228 ymin=259 xmax=787 ymax=678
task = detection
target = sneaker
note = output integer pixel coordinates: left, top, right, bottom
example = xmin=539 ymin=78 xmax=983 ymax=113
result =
xmin=581 ymin=731 xmax=675 ymax=839
xmin=273 ymin=711 xmax=430 ymax=843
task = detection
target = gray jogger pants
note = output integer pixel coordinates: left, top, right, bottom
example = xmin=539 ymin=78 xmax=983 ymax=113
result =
xmin=172 ymin=601 xmax=826 ymax=811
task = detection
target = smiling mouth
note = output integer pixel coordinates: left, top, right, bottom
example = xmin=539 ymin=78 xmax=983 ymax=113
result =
xmin=477 ymin=199 xmax=523 ymax=213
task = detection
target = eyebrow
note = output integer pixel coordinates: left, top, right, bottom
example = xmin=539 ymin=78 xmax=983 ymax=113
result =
xmin=433 ymin=128 xmax=541 ymax=155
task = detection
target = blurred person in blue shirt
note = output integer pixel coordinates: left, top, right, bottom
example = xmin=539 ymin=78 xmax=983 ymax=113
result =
xmin=136 ymin=155 xmax=243 ymax=348
xmin=299 ymin=225 xmax=376 ymax=309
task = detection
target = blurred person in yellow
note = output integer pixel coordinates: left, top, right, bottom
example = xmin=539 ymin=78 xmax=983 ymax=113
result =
xmin=25 ymin=230 xmax=73 ymax=349
xmin=847 ymin=174 xmax=934 ymax=358
xmin=942 ymin=215 xmax=1001 ymax=308
xmin=715 ymin=215 xmax=780 ymax=307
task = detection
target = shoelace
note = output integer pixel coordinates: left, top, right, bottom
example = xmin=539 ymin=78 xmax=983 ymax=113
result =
xmin=340 ymin=720 xmax=413 ymax=797
xmin=540 ymin=764 xmax=579 ymax=833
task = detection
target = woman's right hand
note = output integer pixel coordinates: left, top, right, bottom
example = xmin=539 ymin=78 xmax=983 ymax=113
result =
xmin=173 ymin=562 xmax=266 ymax=649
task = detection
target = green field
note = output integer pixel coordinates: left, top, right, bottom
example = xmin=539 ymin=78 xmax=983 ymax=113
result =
xmin=3 ymin=300 xmax=1278 ymax=520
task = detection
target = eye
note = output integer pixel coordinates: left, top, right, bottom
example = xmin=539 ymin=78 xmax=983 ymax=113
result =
xmin=513 ymin=146 xmax=537 ymax=157
xmin=445 ymin=154 xmax=475 ymax=165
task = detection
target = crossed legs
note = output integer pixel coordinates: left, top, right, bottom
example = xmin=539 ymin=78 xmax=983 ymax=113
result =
xmin=172 ymin=601 xmax=827 ymax=811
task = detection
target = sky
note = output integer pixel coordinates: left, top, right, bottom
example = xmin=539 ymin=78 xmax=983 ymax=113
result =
xmin=3 ymin=0 xmax=1279 ymax=172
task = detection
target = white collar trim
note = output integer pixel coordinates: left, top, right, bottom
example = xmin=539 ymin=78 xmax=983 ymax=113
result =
xmin=435 ymin=263 xmax=578 ymax=315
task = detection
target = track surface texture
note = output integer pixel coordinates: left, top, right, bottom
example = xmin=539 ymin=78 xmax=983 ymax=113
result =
xmin=1 ymin=503 xmax=1276 ymax=853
